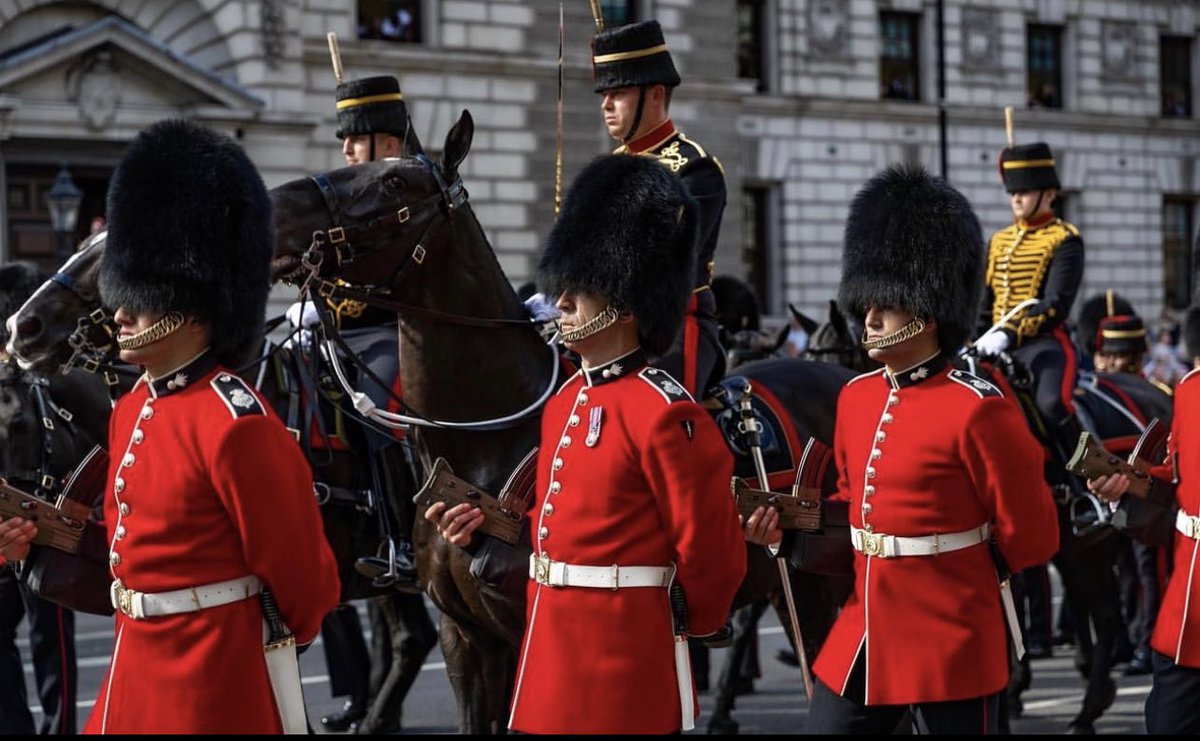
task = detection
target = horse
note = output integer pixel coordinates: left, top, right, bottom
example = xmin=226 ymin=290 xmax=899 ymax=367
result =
xmin=810 ymin=299 xmax=1167 ymax=733
xmin=267 ymin=110 xmax=855 ymax=733
xmin=4 ymin=235 xmax=446 ymax=737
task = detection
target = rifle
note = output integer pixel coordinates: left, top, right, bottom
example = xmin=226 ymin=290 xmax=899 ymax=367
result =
xmin=1066 ymin=420 xmax=1171 ymax=505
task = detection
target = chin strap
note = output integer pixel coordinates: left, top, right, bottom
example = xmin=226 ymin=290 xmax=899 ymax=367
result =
xmin=623 ymin=87 xmax=648 ymax=144
xmin=559 ymin=305 xmax=620 ymax=344
xmin=117 ymin=312 xmax=185 ymax=351
xmin=861 ymin=317 xmax=927 ymax=351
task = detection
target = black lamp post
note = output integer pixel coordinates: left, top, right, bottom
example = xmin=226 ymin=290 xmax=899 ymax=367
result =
xmin=45 ymin=165 xmax=82 ymax=261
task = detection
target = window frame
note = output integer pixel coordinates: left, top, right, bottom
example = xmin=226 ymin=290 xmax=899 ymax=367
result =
xmin=1160 ymin=35 xmax=1194 ymax=119
xmin=1163 ymin=196 xmax=1196 ymax=310
xmin=879 ymin=10 xmax=922 ymax=103
xmin=1026 ymin=23 xmax=1064 ymax=109
xmin=356 ymin=0 xmax=424 ymax=44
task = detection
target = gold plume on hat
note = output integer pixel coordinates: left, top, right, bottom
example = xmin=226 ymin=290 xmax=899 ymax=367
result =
xmin=588 ymin=0 xmax=606 ymax=32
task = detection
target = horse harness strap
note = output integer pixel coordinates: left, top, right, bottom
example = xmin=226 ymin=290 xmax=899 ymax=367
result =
xmin=315 ymin=279 xmax=533 ymax=329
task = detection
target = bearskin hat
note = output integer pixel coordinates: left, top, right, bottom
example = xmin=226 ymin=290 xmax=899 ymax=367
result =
xmin=538 ymin=154 xmax=697 ymax=356
xmin=335 ymin=75 xmax=409 ymax=140
xmin=592 ymin=21 xmax=681 ymax=93
xmin=712 ymin=275 xmax=761 ymax=333
xmin=1184 ymin=304 xmax=1200 ymax=363
xmin=99 ymin=119 xmax=272 ymax=367
xmin=1076 ymin=291 xmax=1137 ymax=357
xmin=838 ymin=164 xmax=984 ymax=354
xmin=999 ymin=142 xmax=1060 ymax=193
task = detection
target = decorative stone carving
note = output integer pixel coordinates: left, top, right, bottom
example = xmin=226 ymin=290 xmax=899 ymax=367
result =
xmin=262 ymin=0 xmax=286 ymax=68
xmin=1101 ymin=20 xmax=1138 ymax=80
xmin=808 ymin=0 xmax=849 ymax=57
xmin=74 ymin=51 xmax=121 ymax=131
xmin=961 ymin=8 xmax=1001 ymax=70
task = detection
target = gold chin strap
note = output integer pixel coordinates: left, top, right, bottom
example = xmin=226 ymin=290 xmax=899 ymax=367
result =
xmin=559 ymin=305 xmax=620 ymax=343
xmin=861 ymin=317 xmax=927 ymax=351
xmin=117 ymin=312 xmax=186 ymax=351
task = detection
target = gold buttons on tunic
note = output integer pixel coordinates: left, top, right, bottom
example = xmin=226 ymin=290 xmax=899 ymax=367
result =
xmin=875 ymin=431 xmax=886 ymax=442
xmin=550 ymin=481 xmax=561 ymax=494
xmin=109 ymin=552 xmax=121 ymax=566
xmin=122 ymin=453 xmax=135 ymax=467
xmin=133 ymin=430 xmax=144 ymax=444
xmin=114 ymin=478 xmax=126 ymax=493
xmin=119 ymin=502 xmax=131 ymax=516
xmin=543 ymin=502 xmax=554 ymax=516
xmin=553 ymin=458 xmax=563 ymax=471
xmin=862 ymin=503 xmax=873 ymax=515
xmin=871 ymin=449 xmax=882 ymax=460
xmin=538 ymin=527 xmax=549 ymax=540
xmin=140 ymin=405 xmax=154 ymax=420
xmin=115 ymin=525 xmax=126 ymax=540
xmin=560 ymin=436 xmax=571 ymax=448
xmin=866 ymin=467 xmax=876 ymax=479
xmin=864 ymin=485 xmax=876 ymax=497
xmin=881 ymin=413 xmax=893 ymax=424
xmin=569 ymin=415 xmax=580 ymax=427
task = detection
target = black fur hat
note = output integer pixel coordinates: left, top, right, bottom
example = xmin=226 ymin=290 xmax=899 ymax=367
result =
xmin=592 ymin=21 xmax=681 ymax=93
xmin=1184 ymin=305 xmax=1200 ymax=363
xmin=99 ymin=119 xmax=272 ymax=367
xmin=711 ymin=275 xmax=761 ymax=333
xmin=838 ymin=164 xmax=984 ymax=354
xmin=999 ymin=142 xmax=1060 ymax=193
xmin=335 ymin=75 xmax=409 ymax=140
xmin=538 ymin=154 xmax=697 ymax=356
xmin=1076 ymin=291 xmax=1136 ymax=357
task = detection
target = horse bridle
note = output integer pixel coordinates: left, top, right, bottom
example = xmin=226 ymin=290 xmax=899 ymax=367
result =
xmin=296 ymin=156 xmax=561 ymax=430
xmin=0 ymin=371 xmax=76 ymax=500
xmin=49 ymin=270 xmax=135 ymax=394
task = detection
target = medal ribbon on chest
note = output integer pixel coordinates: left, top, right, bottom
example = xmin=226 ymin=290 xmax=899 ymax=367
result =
xmin=585 ymin=406 xmax=603 ymax=447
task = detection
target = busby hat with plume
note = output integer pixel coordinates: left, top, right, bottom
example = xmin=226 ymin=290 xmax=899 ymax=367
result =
xmin=838 ymin=164 xmax=985 ymax=354
xmin=538 ymin=154 xmax=697 ymax=356
xmin=99 ymin=119 xmax=272 ymax=366
xmin=999 ymin=142 xmax=1061 ymax=193
xmin=335 ymin=75 xmax=409 ymax=140
xmin=591 ymin=20 xmax=681 ymax=93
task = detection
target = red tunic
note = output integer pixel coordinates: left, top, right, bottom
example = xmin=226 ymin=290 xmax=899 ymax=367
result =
xmin=508 ymin=350 xmax=746 ymax=734
xmin=1152 ymin=367 xmax=1200 ymax=666
xmin=813 ymin=355 xmax=1058 ymax=706
xmin=84 ymin=352 xmax=339 ymax=734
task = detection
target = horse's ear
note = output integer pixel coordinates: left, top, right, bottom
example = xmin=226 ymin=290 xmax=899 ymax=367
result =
xmin=788 ymin=303 xmax=819 ymax=335
xmin=442 ymin=109 xmax=474 ymax=178
xmin=829 ymin=299 xmax=853 ymax=343
xmin=772 ymin=324 xmax=791 ymax=352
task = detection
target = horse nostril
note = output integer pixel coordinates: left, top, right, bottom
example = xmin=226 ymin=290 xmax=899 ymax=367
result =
xmin=14 ymin=314 xmax=41 ymax=341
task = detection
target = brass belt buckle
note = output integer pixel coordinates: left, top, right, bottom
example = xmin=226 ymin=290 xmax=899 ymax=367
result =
xmin=859 ymin=531 xmax=884 ymax=557
xmin=113 ymin=580 xmax=135 ymax=619
xmin=534 ymin=555 xmax=551 ymax=585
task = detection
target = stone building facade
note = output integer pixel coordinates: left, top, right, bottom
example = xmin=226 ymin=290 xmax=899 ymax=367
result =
xmin=0 ymin=0 xmax=1197 ymax=328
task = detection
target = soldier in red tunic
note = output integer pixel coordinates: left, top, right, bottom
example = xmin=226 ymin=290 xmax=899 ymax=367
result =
xmin=0 ymin=120 xmax=340 ymax=732
xmin=1089 ymin=304 xmax=1200 ymax=733
xmin=749 ymin=165 xmax=1058 ymax=733
xmin=427 ymin=154 xmax=746 ymax=733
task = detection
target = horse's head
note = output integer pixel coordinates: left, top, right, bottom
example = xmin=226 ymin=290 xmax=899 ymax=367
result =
xmin=7 ymin=231 xmax=113 ymax=376
xmin=271 ymin=110 xmax=476 ymax=293
xmin=805 ymin=299 xmax=879 ymax=373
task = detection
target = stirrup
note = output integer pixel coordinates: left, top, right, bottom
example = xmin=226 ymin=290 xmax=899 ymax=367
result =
xmin=354 ymin=538 xmax=421 ymax=594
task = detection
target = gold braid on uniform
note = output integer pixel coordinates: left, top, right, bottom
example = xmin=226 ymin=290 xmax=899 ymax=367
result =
xmin=326 ymin=278 xmax=368 ymax=328
xmin=117 ymin=312 xmax=186 ymax=351
xmin=559 ymin=306 xmax=620 ymax=343
xmin=861 ymin=318 xmax=927 ymax=350
xmin=985 ymin=220 xmax=1078 ymax=339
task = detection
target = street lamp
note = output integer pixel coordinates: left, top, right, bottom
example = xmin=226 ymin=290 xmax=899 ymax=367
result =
xmin=45 ymin=165 xmax=82 ymax=260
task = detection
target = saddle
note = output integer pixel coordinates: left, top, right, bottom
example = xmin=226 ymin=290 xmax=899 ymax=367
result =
xmin=707 ymin=376 xmax=801 ymax=490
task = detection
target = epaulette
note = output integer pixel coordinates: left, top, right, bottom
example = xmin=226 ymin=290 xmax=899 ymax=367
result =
xmin=947 ymin=369 xmax=1003 ymax=399
xmin=638 ymin=367 xmax=694 ymax=404
xmin=210 ymin=372 xmax=266 ymax=418
xmin=845 ymin=367 xmax=886 ymax=387
xmin=1059 ymin=219 xmax=1080 ymax=237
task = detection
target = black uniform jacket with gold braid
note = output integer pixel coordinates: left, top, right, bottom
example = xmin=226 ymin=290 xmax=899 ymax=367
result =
xmin=616 ymin=119 xmax=727 ymax=313
xmin=981 ymin=213 xmax=1083 ymax=342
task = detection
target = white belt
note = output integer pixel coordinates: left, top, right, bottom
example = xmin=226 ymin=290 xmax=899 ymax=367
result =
xmin=851 ymin=523 xmax=990 ymax=558
xmin=1176 ymin=509 xmax=1200 ymax=540
xmin=110 ymin=575 xmax=261 ymax=620
xmin=529 ymin=554 xmax=674 ymax=589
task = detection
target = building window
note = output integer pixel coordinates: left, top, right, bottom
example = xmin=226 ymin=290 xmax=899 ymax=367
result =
xmin=1027 ymin=24 xmax=1063 ymax=108
xmin=599 ymin=1 xmax=637 ymax=27
xmin=1164 ymin=197 xmax=1196 ymax=309
xmin=737 ymin=0 xmax=767 ymax=92
xmin=879 ymin=12 xmax=920 ymax=101
xmin=1161 ymin=36 xmax=1193 ymax=118
xmin=358 ymin=0 xmax=422 ymax=43
xmin=742 ymin=185 xmax=775 ymax=313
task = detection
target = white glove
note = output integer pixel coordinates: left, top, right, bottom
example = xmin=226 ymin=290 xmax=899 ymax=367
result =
xmin=974 ymin=330 xmax=1011 ymax=357
xmin=285 ymin=301 xmax=321 ymax=329
xmin=523 ymin=292 xmax=560 ymax=323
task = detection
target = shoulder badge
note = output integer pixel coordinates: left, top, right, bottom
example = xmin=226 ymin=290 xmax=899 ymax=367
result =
xmin=639 ymin=367 xmax=694 ymax=404
xmin=210 ymin=373 xmax=266 ymax=418
xmin=947 ymin=369 xmax=1003 ymax=399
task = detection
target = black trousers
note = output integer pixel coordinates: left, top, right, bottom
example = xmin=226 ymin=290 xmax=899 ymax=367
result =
xmin=1009 ymin=332 xmax=1077 ymax=432
xmin=807 ymin=656 xmax=999 ymax=735
xmin=320 ymin=603 xmax=371 ymax=703
xmin=656 ymin=312 xmax=725 ymax=400
xmin=1145 ymin=650 xmax=1200 ymax=734
xmin=0 ymin=567 xmax=77 ymax=734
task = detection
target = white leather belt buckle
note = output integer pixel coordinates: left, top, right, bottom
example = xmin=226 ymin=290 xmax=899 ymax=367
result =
xmin=851 ymin=523 xmax=990 ymax=558
xmin=529 ymin=554 xmax=673 ymax=589
xmin=1176 ymin=510 xmax=1200 ymax=540
xmin=110 ymin=575 xmax=261 ymax=619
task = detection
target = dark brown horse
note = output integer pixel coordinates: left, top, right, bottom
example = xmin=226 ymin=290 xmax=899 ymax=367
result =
xmin=269 ymin=110 xmax=854 ymax=733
